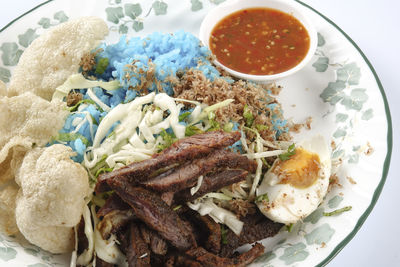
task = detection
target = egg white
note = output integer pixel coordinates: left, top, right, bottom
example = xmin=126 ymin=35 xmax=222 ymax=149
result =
xmin=256 ymin=135 xmax=331 ymax=225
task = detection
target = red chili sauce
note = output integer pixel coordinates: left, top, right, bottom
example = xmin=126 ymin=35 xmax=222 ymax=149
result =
xmin=209 ymin=8 xmax=310 ymax=75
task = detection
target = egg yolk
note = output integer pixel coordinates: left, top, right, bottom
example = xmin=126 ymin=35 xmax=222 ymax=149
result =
xmin=273 ymin=148 xmax=321 ymax=188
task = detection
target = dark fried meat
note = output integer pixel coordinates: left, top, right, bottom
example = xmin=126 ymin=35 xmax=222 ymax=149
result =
xmin=175 ymin=169 xmax=248 ymax=203
xmin=77 ymin=217 xmax=88 ymax=255
xmin=180 ymin=209 xmax=222 ymax=254
xmin=95 ymin=130 xmax=240 ymax=193
xmin=186 ymin=243 xmax=265 ymax=267
xmin=160 ymin=191 xmax=175 ymax=206
xmin=150 ymin=231 xmax=168 ymax=256
xmin=219 ymin=211 xmax=283 ymax=257
xmin=174 ymin=255 xmax=203 ymax=267
xmin=97 ymin=193 xmax=130 ymax=218
xmin=142 ymin=150 xmax=257 ymax=192
xmin=97 ymin=209 xmax=136 ymax=240
xmin=95 ymin=257 xmax=114 ymax=267
xmin=126 ymin=223 xmax=151 ymax=267
xmin=139 ymin=224 xmax=168 ymax=256
xmin=108 ymin=180 xmax=197 ymax=251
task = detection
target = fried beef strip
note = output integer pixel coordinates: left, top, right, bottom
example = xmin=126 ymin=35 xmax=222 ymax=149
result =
xmin=160 ymin=191 xmax=175 ymax=206
xmin=108 ymin=179 xmax=197 ymax=251
xmin=97 ymin=193 xmax=130 ymax=218
xmin=95 ymin=258 xmax=115 ymax=267
xmin=139 ymin=224 xmax=168 ymax=256
xmin=77 ymin=217 xmax=88 ymax=256
xmin=165 ymin=254 xmax=203 ymax=267
xmin=219 ymin=211 xmax=283 ymax=257
xmin=95 ymin=130 xmax=241 ymax=193
xmin=174 ymin=169 xmax=248 ymax=203
xmin=125 ymin=222 xmax=151 ymax=267
xmin=142 ymin=150 xmax=257 ymax=192
xmin=186 ymin=243 xmax=265 ymax=267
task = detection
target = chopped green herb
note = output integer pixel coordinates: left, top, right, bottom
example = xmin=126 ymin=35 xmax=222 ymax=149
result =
xmin=179 ymin=112 xmax=191 ymax=122
xmin=255 ymin=124 xmax=269 ymax=131
xmin=207 ymin=111 xmax=220 ymax=131
xmin=172 ymin=205 xmax=182 ymax=211
xmin=157 ymin=129 xmax=177 ymax=151
xmin=185 ymin=125 xmax=204 ymax=136
xmin=223 ymin=122 xmax=234 ymax=132
xmin=90 ymin=114 xmax=98 ymax=125
xmin=323 ymin=206 xmax=352 ymax=217
xmin=261 ymin=157 xmax=271 ymax=168
xmin=51 ymin=133 xmax=90 ymax=146
xmin=95 ymin=57 xmax=109 ymax=75
xmin=255 ymin=193 xmax=269 ymax=203
xmin=95 ymin=167 xmax=113 ymax=178
xmin=286 ymin=223 xmax=294 ymax=232
xmin=243 ymin=104 xmax=254 ymax=127
xmin=279 ymin=143 xmax=296 ymax=161
xmin=221 ymin=225 xmax=228 ymax=245
xmin=68 ymin=99 xmax=97 ymax=112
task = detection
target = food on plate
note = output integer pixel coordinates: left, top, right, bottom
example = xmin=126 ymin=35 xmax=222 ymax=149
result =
xmin=7 ymin=17 xmax=108 ymax=100
xmin=209 ymin=8 xmax=310 ymax=75
xmin=0 ymin=15 xmax=336 ymax=266
xmin=15 ymin=144 xmax=90 ymax=253
xmin=0 ymin=92 xmax=68 ymax=187
xmin=256 ymin=136 xmax=331 ymax=224
xmin=0 ymin=182 xmax=19 ymax=235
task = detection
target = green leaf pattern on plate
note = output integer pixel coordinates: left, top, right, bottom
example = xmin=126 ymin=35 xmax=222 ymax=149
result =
xmin=106 ymin=7 xmax=124 ymax=24
xmin=0 ymin=43 xmax=23 ymax=66
xmin=315 ymin=33 xmax=374 ymax=165
xmin=53 ymin=11 xmax=69 ymax=23
xmin=328 ymin=195 xmax=344 ymax=209
xmin=152 ymin=1 xmax=168 ymax=15
xmin=304 ymin=207 xmax=325 ymax=224
xmin=0 ymin=10 xmax=68 ymax=80
xmin=18 ymin=29 xmax=39 ymax=48
xmin=305 ymin=224 xmax=335 ymax=245
xmin=0 ymin=247 xmax=17 ymax=262
xmin=191 ymin=0 xmax=203 ymax=11
xmin=279 ymin=242 xmax=309 ymax=265
xmin=0 ymin=67 xmax=11 ymax=82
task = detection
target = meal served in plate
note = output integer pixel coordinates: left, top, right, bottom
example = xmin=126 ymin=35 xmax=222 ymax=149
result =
xmin=0 ymin=15 xmax=343 ymax=266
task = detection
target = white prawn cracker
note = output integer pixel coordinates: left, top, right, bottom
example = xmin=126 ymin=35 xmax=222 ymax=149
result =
xmin=0 ymin=92 xmax=68 ymax=169
xmin=7 ymin=17 xmax=108 ymax=100
xmin=0 ymin=181 xmax=19 ymax=235
xmin=15 ymin=144 xmax=90 ymax=253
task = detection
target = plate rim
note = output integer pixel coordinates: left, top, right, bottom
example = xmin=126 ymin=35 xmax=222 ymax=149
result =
xmin=294 ymin=1 xmax=393 ymax=266
xmin=0 ymin=0 xmax=393 ymax=266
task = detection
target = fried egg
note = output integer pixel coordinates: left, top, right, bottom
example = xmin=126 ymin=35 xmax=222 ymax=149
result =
xmin=256 ymin=135 xmax=331 ymax=225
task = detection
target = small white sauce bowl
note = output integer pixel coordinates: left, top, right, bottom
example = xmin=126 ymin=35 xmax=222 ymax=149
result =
xmin=199 ymin=0 xmax=317 ymax=82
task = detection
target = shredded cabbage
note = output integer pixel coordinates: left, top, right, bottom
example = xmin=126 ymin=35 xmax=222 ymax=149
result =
xmin=76 ymin=205 xmax=94 ymax=266
xmin=187 ymin=198 xmax=243 ymax=235
xmin=52 ymin=73 xmax=120 ymax=100
xmin=190 ymin=175 xmax=204 ymax=196
xmin=91 ymin=205 xmax=127 ymax=266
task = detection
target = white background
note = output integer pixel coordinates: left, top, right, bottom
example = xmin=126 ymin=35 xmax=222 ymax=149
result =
xmin=0 ymin=0 xmax=398 ymax=266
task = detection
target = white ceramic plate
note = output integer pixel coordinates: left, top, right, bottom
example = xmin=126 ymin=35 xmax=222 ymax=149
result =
xmin=0 ymin=0 xmax=392 ymax=266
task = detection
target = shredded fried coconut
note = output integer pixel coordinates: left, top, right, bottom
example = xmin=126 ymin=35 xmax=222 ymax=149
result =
xmin=173 ymin=69 xmax=289 ymax=141
xmin=66 ymin=91 xmax=83 ymax=107
xmin=80 ymin=48 xmax=103 ymax=75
